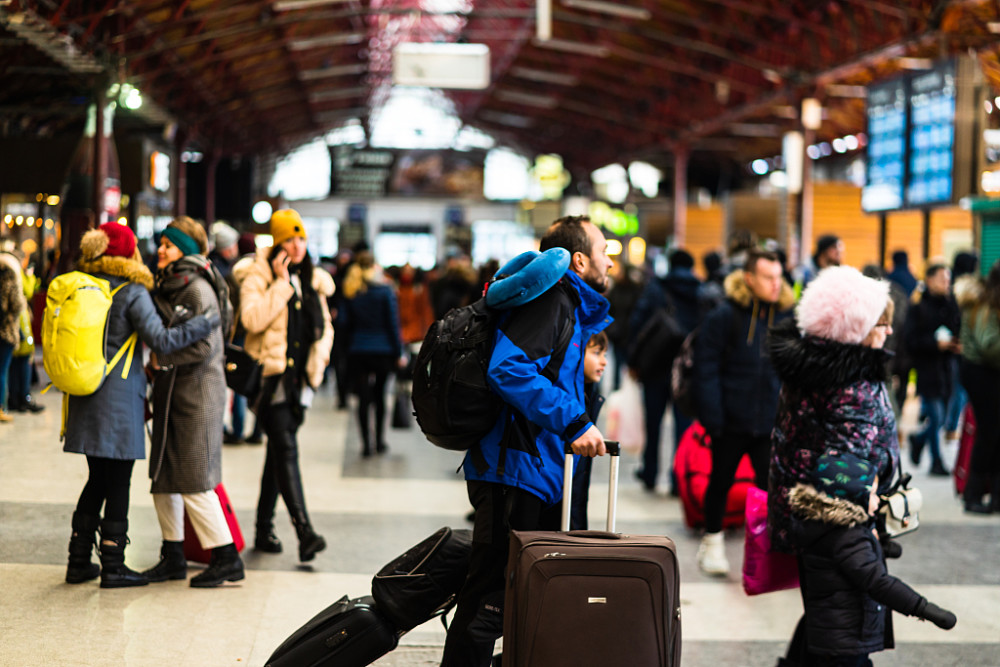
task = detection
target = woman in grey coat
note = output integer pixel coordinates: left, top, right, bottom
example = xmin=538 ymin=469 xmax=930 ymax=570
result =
xmin=142 ymin=216 xmax=245 ymax=588
xmin=64 ymin=223 xmax=215 ymax=589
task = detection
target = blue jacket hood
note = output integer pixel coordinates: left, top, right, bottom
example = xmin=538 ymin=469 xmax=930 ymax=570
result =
xmin=464 ymin=269 xmax=610 ymax=506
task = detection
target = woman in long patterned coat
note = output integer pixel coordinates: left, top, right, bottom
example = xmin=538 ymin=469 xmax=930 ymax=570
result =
xmin=767 ymin=266 xmax=901 ymax=665
xmin=143 ymin=216 xmax=244 ymax=588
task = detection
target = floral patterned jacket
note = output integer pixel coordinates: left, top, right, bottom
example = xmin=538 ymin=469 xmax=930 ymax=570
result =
xmin=767 ymin=318 xmax=900 ymax=553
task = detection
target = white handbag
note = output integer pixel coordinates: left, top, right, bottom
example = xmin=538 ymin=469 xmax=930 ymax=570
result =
xmin=880 ymin=485 xmax=922 ymax=537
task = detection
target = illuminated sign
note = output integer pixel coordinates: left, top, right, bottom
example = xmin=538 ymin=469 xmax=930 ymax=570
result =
xmin=588 ymin=201 xmax=639 ymax=236
xmin=150 ymin=151 xmax=171 ymax=192
xmin=862 ymin=77 xmax=906 ymax=212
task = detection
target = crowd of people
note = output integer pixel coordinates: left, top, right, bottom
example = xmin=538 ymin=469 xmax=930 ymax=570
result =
xmin=1 ymin=212 xmax=990 ymax=663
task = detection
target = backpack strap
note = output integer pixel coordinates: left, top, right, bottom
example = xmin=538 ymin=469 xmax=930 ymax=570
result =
xmin=107 ymin=332 xmax=139 ymax=380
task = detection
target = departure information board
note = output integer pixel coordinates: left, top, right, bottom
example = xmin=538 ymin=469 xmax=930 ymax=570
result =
xmin=906 ymin=60 xmax=957 ymax=207
xmin=862 ymin=77 xmax=907 ymax=212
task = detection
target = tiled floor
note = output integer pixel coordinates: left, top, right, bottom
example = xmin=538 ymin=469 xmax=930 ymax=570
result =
xmin=1 ymin=378 xmax=998 ymax=666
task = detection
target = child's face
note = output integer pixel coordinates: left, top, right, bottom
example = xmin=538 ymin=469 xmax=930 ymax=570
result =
xmin=868 ymin=476 xmax=880 ymax=516
xmin=584 ymin=343 xmax=607 ymax=383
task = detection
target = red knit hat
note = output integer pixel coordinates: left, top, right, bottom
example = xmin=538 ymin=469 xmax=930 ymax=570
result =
xmin=99 ymin=222 xmax=137 ymax=258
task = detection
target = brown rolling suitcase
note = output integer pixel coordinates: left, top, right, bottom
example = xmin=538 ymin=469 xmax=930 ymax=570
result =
xmin=502 ymin=442 xmax=682 ymax=667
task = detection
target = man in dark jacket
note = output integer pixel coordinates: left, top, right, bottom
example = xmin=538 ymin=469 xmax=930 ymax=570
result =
xmin=441 ymin=215 xmax=613 ymax=667
xmin=903 ymin=263 xmax=961 ymax=476
xmin=628 ymin=248 xmax=701 ymax=493
xmin=887 ymin=250 xmax=918 ymax=297
xmin=694 ymin=248 xmax=796 ymax=575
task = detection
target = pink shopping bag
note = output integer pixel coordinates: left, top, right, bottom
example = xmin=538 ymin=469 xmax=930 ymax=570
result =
xmin=742 ymin=486 xmax=799 ymax=595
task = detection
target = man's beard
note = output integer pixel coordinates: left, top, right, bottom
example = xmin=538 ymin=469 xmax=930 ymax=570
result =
xmin=584 ymin=269 xmax=609 ymax=294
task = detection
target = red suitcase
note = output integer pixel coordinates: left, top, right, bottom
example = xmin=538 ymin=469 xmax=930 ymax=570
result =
xmin=954 ymin=403 xmax=976 ymax=496
xmin=503 ymin=443 xmax=682 ymax=667
xmin=674 ymin=421 xmax=755 ymax=530
xmin=183 ymin=483 xmax=245 ymax=564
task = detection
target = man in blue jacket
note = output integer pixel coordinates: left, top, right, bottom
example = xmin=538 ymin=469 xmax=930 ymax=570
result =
xmin=693 ymin=248 xmax=796 ymax=576
xmin=441 ymin=215 xmax=613 ymax=667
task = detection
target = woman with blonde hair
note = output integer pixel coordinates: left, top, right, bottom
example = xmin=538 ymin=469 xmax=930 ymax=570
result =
xmin=143 ymin=216 xmax=244 ymax=587
xmin=342 ymin=251 xmax=404 ymax=457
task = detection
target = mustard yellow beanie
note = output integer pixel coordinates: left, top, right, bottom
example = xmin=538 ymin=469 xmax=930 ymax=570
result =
xmin=270 ymin=209 xmax=307 ymax=247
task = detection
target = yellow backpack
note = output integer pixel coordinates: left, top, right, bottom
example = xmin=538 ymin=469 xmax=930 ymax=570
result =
xmin=42 ymin=272 xmax=137 ymax=396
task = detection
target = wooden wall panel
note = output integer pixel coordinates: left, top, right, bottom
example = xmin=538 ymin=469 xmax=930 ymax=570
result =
xmin=810 ymin=183 xmax=881 ymax=269
xmin=885 ymin=210 xmax=924 ymax=277
xmin=685 ymin=203 xmax=725 ymax=278
xmin=929 ymin=207 xmax=974 ymax=265
xmin=730 ymin=193 xmax=780 ymax=242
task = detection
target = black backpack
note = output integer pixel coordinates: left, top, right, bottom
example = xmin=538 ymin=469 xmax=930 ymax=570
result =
xmin=628 ymin=307 xmax=686 ymax=382
xmin=411 ymin=298 xmax=503 ymax=451
xmin=671 ymin=306 xmax=740 ymax=420
xmin=670 ymin=329 xmax=700 ymax=419
xmin=412 ymin=294 xmax=576 ymax=452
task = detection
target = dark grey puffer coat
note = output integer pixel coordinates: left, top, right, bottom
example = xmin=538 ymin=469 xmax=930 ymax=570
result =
xmin=63 ymin=254 xmax=214 ymax=460
xmin=149 ymin=256 xmax=226 ymax=493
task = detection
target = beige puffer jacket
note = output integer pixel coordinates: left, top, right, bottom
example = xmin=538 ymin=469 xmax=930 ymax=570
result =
xmin=235 ymin=249 xmax=334 ymax=388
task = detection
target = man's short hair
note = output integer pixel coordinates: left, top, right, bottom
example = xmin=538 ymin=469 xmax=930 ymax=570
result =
xmin=540 ymin=216 xmax=593 ymax=257
xmin=925 ymin=263 xmax=948 ymax=280
xmin=814 ymin=234 xmax=841 ymax=258
xmin=745 ymin=248 xmax=780 ymax=273
xmin=669 ymin=249 xmax=695 ymax=270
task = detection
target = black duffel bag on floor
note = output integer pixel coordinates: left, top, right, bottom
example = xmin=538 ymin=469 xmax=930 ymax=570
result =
xmin=371 ymin=526 xmax=473 ymax=632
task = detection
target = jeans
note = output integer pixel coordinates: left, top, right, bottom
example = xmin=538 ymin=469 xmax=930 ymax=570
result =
xmin=638 ymin=377 xmax=670 ymax=489
xmin=703 ymin=431 xmax=770 ymax=533
xmin=231 ymin=392 xmax=247 ymax=438
xmin=944 ymin=360 xmax=967 ymax=433
xmin=913 ymin=397 xmax=945 ymax=467
xmin=441 ymin=481 xmax=561 ymax=667
xmin=8 ymin=353 xmax=31 ymax=406
xmin=0 ymin=340 xmax=13 ymax=410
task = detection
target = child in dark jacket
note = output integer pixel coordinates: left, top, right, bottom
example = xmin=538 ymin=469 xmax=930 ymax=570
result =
xmin=570 ymin=331 xmax=608 ymax=530
xmin=788 ymin=452 xmax=956 ymax=666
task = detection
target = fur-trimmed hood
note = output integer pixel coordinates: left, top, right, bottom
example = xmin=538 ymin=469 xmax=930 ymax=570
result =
xmin=0 ymin=251 xmax=25 ymax=298
xmin=788 ymin=482 xmax=870 ymax=527
xmin=768 ymin=317 xmax=889 ymax=391
xmin=76 ymin=254 xmax=154 ymax=290
xmin=724 ymin=269 xmax=797 ymax=311
xmin=954 ymin=274 xmax=984 ymax=309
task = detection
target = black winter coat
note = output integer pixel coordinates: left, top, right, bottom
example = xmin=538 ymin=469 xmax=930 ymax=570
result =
xmin=903 ymin=292 xmax=960 ymax=399
xmin=789 ymin=484 xmax=926 ymax=656
xmin=693 ymin=270 xmax=796 ymax=437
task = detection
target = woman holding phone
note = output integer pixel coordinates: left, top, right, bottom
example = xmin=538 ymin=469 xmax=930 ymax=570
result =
xmin=237 ymin=209 xmax=334 ymax=562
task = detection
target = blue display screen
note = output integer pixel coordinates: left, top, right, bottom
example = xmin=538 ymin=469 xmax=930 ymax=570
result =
xmin=862 ymin=77 xmax=907 ymax=212
xmin=905 ymin=60 xmax=956 ymax=207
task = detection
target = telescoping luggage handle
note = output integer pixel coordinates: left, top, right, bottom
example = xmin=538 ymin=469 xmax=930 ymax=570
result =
xmin=562 ymin=440 xmax=621 ymax=533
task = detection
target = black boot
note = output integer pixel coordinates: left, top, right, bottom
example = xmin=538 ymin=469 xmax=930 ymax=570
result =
xmin=21 ymin=394 xmax=44 ymax=413
xmin=990 ymin=475 xmax=1000 ymax=514
xmin=66 ymin=511 xmax=101 ymax=584
xmin=294 ymin=521 xmax=327 ymax=563
xmin=142 ymin=540 xmax=187 ymax=582
xmin=99 ymin=520 xmax=148 ymax=589
xmin=254 ymin=523 xmax=283 ymax=553
xmin=964 ymin=471 xmax=992 ymax=514
xmin=190 ymin=543 xmax=245 ymax=588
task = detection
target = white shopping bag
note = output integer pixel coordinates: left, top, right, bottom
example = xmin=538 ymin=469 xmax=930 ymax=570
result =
xmin=603 ymin=374 xmax=645 ymax=455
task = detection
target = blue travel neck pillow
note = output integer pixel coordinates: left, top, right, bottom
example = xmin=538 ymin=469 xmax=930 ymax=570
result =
xmin=485 ymin=247 xmax=571 ymax=309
